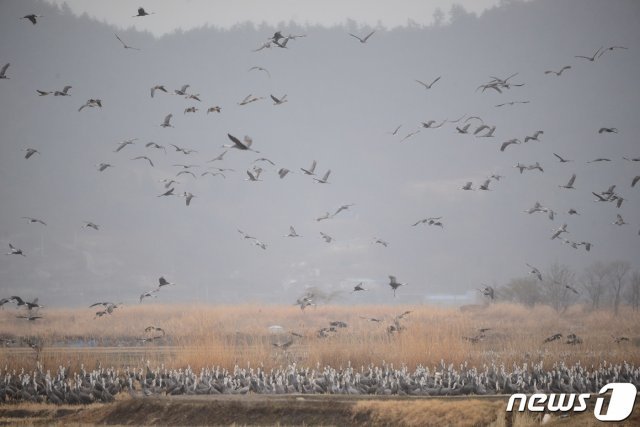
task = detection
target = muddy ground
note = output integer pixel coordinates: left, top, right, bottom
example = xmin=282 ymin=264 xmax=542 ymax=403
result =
xmin=1 ymin=394 xmax=639 ymax=426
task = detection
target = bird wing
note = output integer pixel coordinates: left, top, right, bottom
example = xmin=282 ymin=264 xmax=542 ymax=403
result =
xmin=553 ymin=153 xmax=565 ymax=161
xmin=225 ymin=133 xmax=246 ymax=150
xmin=632 ymin=176 xmax=640 ymax=187
xmin=348 ymin=33 xmax=363 ymax=42
xmin=389 ymin=275 xmax=397 ymax=285
xmin=363 ymin=30 xmax=376 ymax=42
xmin=0 ymin=63 xmax=9 ymax=76
xmin=567 ymin=174 xmax=576 ymax=187
xmin=429 ymin=76 xmax=441 ymax=87
xmin=164 ymin=114 xmax=172 ymax=124
xmin=415 ymin=80 xmax=428 ymax=88
xmin=270 ymin=94 xmax=280 ymax=103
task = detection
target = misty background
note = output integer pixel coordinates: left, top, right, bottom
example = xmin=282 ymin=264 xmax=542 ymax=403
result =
xmin=0 ymin=0 xmax=639 ymax=307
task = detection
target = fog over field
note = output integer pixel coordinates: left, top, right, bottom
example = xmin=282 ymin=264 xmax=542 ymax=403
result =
xmin=0 ymin=0 xmax=639 ymax=307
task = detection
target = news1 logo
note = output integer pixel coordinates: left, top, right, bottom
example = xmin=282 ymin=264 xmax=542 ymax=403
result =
xmin=506 ymin=383 xmax=637 ymax=421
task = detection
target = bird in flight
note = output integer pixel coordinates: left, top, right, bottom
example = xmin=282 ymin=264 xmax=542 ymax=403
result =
xmin=6 ymin=243 xmax=26 ymax=256
xmin=575 ymin=47 xmax=603 ymax=62
xmin=461 ymin=182 xmax=473 ymax=191
xmin=140 ymin=289 xmax=159 ymax=303
xmin=96 ymin=163 xmax=113 ymax=172
xmin=160 ymin=114 xmax=173 ymax=128
xmin=224 ymin=134 xmax=260 ymax=153
xmin=373 ymin=238 xmax=389 ymax=247
xmin=500 ymin=138 xmax=521 ymax=152
xmin=133 ymin=7 xmax=154 ymax=17
xmin=131 ymin=156 xmax=154 ymax=167
xmin=524 ymin=131 xmax=544 ymax=142
xmin=598 ymin=127 xmax=618 ymax=134
xmin=83 ymin=221 xmax=100 ymax=230
xmin=284 ymin=226 xmax=302 ymax=238
xmin=248 ymin=66 xmax=271 ymax=78
xmin=333 ymin=204 xmax=354 ymax=217
xmin=0 ymin=63 xmax=10 ymax=79
xmin=22 ymin=217 xmax=46 ymax=226
xmin=526 ymin=263 xmax=543 ymax=281
xmin=238 ymin=94 xmax=263 ymax=106
xmin=158 ymin=276 xmax=176 ymax=288
xmin=114 ymin=138 xmax=137 ymax=153
xmin=301 ymin=160 xmax=317 ymax=176
xmin=271 ymin=94 xmax=288 ymax=105
xmin=388 ymin=275 xmax=407 ymax=297
xmin=415 ymin=76 xmax=441 ymax=89
xmin=320 ymin=232 xmax=333 ymax=243
xmin=115 ymin=34 xmax=140 ymax=50
xmin=23 ymin=148 xmax=39 ymax=159
xmin=544 ymin=66 xmax=571 ymax=76
xmin=559 ymin=174 xmax=576 ymax=189
xmin=352 ymin=282 xmax=367 ymax=293
xmin=78 ymin=99 xmax=102 ymax=111
xmin=553 ymin=153 xmax=572 ymax=163
xmin=349 ymin=30 xmax=375 ymax=43
xmin=313 ymin=170 xmax=331 ymax=184
xmin=597 ymin=45 xmax=628 ymax=59
xmin=21 ymin=14 xmax=43 ymax=25
xmin=54 ymin=86 xmax=72 ymax=96
xmin=150 ymin=85 xmax=167 ymax=98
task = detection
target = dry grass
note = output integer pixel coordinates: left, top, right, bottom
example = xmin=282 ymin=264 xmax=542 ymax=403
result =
xmin=1 ymin=303 xmax=639 ymax=371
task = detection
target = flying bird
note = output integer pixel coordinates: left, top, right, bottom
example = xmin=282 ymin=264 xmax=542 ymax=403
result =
xmin=54 ymin=86 xmax=72 ymax=96
xmin=6 ymin=243 xmax=25 ymax=256
xmin=139 ymin=289 xmax=159 ymax=303
xmin=131 ymin=156 xmax=154 ymax=167
xmin=145 ymin=142 xmax=166 ymax=153
xmin=83 ymin=221 xmax=100 ymax=230
xmin=575 ymin=47 xmax=603 ymax=61
xmin=115 ymin=33 xmax=140 ymax=50
xmin=349 ymin=30 xmax=375 ymax=43
xmin=173 ymin=84 xmax=190 ymax=96
xmin=461 ymin=182 xmax=473 ymax=190
xmin=270 ymin=94 xmax=288 ymax=105
xmin=374 ymin=238 xmax=389 ymax=247
xmin=553 ymin=153 xmax=572 ymax=163
xmin=248 ymin=66 xmax=271 ymax=78
xmin=21 ymin=14 xmax=43 ymax=25
xmin=388 ymin=275 xmax=407 ymax=297
xmin=114 ymin=138 xmax=137 ymax=152
xmin=544 ymin=66 xmax=571 ymax=76
xmin=160 ymin=114 xmax=173 ymax=128
xmin=526 ymin=263 xmax=543 ymax=281
xmin=500 ymin=139 xmax=521 ymax=152
xmin=96 ymin=163 xmax=113 ymax=172
xmin=479 ymin=285 xmax=495 ymax=300
xmin=313 ymin=170 xmax=331 ymax=184
xmin=333 ymin=204 xmax=354 ymax=217
xmin=301 ymin=160 xmax=317 ymax=175
xmin=133 ymin=7 xmax=154 ymax=17
xmin=158 ymin=276 xmax=176 ymax=288
xmin=0 ymin=63 xmax=10 ymax=79
xmin=551 ymin=223 xmax=568 ymax=240
xmin=238 ymin=94 xmax=263 ymax=106
xmin=78 ymin=98 xmax=102 ymax=111
xmin=613 ymin=214 xmax=626 ymax=226
xmin=352 ymin=282 xmax=367 ymax=293
xmin=284 ymin=226 xmax=302 ymax=238
xmin=278 ymin=168 xmax=291 ymax=179
xmin=22 ymin=217 xmax=46 ymax=226
xmin=23 ymin=148 xmax=39 ymax=159
xmin=632 ymin=176 xmax=640 ymax=188
xmin=182 ymin=192 xmax=196 ymax=206
xmin=207 ymin=106 xmax=222 ymax=114
xmin=559 ymin=174 xmax=576 ymax=189
xmin=316 ymin=212 xmax=331 ymax=222
xmin=524 ymin=131 xmax=543 ymax=142
xmin=320 ymin=232 xmax=333 ymax=243
xmin=224 ymin=134 xmax=259 ymax=153
xmin=415 ymin=76 xmax=441 ymax=89
xmin=150 ymin=85 xmax=167 ymax=98
xmin=598 ymin=127 xmax=618 ymax=134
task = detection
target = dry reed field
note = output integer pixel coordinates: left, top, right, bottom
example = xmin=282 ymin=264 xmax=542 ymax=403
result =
xmin=1 ymin=303 xmax=639 ymax=372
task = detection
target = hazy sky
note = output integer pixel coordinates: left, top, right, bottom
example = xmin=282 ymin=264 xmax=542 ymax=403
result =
xmin=43 ymin=0 xmax=505 ymax=36
xmin=0 ymin=0 xmax=639 ymax=308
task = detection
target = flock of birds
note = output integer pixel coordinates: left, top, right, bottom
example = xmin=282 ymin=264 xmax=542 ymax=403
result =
xmin=1 ymin=4 xmax=639 ymax=404
xmin=1 ymin=359 xmax=639 ymax=403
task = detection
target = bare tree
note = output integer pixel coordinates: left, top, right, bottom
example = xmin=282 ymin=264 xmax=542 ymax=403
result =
xmin=625 ymin=271 xmax=640 ymax=311
xmin=499 ymin=277 xmax=542 ymax=307
xmin=609 ymin=261 xmax=630 ymax=315
xmin=581 ymin=261 xmax=611 ymax=310
xmin=542 ymin=263 xmax=577 ymax=312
